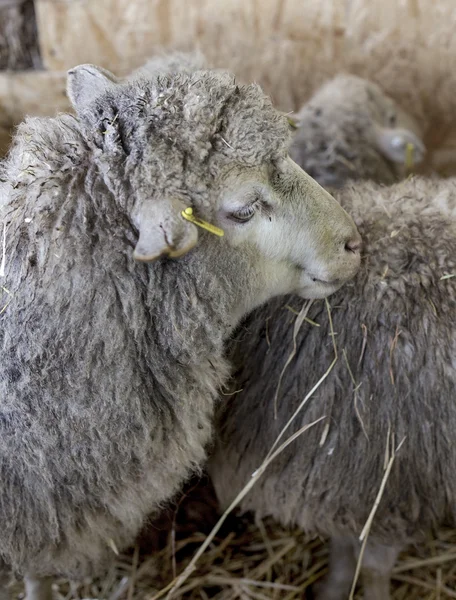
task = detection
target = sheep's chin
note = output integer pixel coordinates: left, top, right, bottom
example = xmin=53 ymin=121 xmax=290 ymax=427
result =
xmin=295 ymin=272 xmax=345 ymax=300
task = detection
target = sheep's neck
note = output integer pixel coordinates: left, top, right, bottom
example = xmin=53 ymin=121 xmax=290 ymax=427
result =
xmin=135 ymin=260 xmax=241 ymax=415
xmin=147 ymin=260 xmax=238 ymax=363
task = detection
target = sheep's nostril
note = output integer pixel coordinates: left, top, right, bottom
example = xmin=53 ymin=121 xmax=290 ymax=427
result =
xmin=345 ymin=237 xmax=362 ymax=253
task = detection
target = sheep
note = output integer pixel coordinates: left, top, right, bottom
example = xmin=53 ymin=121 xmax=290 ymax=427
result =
xmin=0 ymin=58 xmax=361 ymax=600
xmin=289 ymin=74 xmax=426 ymax=189
xmin=209 ymin=175 xmax=456 ymax=600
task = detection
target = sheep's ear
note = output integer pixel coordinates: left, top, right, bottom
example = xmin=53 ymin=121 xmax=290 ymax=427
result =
xmin=374 ymin=126 xmax=426 ymax=165
xmin=133 ymin=197 xmax=199 ymax=262
xmin=67 ymin=64 xmax=119 ymax=111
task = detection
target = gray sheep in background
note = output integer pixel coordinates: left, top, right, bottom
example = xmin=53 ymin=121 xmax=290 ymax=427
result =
xmin=289 ymin=74 xmax=426 ymax=189
xmin=0 ymin=61 xmax=361 ymax=599
xmin=209 ymin=175 xmax=456 ymax=600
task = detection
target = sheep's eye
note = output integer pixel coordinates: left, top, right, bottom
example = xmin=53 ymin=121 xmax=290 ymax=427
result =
xmin=229 ymin=204 xmax=257 ymax=223
xmin=388 ymin=113 xmax=397 ymax=127
xmin=229 ymin=196 xmax=262 ymax=223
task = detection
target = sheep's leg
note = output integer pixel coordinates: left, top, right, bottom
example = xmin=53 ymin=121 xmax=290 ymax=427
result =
xmin=357 ymin=539 xmax=401 ymax=600
xmin=24 ymin=575 xmax=53 ymax=600
xmin=314 ymin=536 xmax=357 ymax=600
xmin=315 ymin=536 xmax=400 ymax=600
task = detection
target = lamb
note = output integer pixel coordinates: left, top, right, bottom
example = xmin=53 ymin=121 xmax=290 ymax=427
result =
xmin=289 ymin=74 xmax=426 ymax=189
xmin=0 ymin=59 xmax=361 ymax=599
xmin=209 ymin=175 xmax=456 ymax=600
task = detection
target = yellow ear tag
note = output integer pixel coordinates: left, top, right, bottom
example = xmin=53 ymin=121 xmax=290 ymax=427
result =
xmin=181 ymin=207 xmax=224 ymax=237
xmin=286 ymin=116 xmax=299 ymax=130
xmin=405 ymin=142 xmax=415 ymax=171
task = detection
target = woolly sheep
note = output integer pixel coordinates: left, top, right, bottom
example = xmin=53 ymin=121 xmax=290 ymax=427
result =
xmin=0 ymin=60 xmax=361 ymax=599
xmin=209 ymin=175 xmax=456 ymax=600
xmin=289 ymin=74 xmax=426 ymax=189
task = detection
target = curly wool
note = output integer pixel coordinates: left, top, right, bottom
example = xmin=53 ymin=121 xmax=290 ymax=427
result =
xmin=0 ymin=66 xmax=291 ymax=578
xmin=211 ymin=175 xmax=456 ymax=545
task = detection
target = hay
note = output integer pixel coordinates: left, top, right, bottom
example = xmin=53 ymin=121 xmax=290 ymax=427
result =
xmin=7 ymin=478 xmax=456 ymax=599
xmin=349 ymin=436 xmax=406 ymax=600
xmin=274 ymin=301 xmax=313 ymax=418
xmin=159 ymin=413 xmax=326 ymax=599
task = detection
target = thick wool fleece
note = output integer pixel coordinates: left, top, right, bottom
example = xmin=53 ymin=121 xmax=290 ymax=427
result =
xmin=0 ymin=67 xmax=290 ymax=577
xmin=211 ymin=176 xmax=456 ymax=546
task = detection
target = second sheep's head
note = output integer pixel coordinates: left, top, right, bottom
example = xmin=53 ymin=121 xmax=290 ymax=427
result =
xmin=66 ymin=64 xmax=361 ymax=305
xmin=289 ymin=74 xmax=426 ymax=188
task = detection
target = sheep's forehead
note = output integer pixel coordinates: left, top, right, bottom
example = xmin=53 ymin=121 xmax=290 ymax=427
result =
xmin=115 ymin=71 xmax=290 ymax=165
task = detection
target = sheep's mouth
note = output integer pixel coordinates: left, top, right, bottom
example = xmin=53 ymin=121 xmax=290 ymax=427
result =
xmin=296 ymin=264 xmax=341 ymax=287
xmin=295 ymin=265 xmax=347 ymax=297
xmin=310 ymin=275 xmax=342 ymax=286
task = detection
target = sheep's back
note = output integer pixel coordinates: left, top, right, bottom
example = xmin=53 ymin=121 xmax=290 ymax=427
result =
xmin=211 ymin=178 xmax=456 ymax=544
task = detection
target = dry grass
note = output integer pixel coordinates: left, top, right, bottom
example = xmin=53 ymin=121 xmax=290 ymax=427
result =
xmin=8 ymin=479 xmax=456 ymax=600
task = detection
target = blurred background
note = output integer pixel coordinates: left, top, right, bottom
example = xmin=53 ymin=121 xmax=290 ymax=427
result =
xmin=1 ymin=0 xmax=456 ymax=173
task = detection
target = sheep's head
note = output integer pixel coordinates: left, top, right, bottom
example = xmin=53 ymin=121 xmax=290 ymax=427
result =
xmin=291 ymin=74 xmax=426 ymax=187
xmin=67 ymin=64 xmax=361 ymax=304
xmin=362 ymin=77 xmax=426 ymax=166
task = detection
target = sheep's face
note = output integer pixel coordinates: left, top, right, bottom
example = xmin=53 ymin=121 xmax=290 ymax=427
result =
xmin=208 ymin=156 xmax=361 ymax=303
xmin=66 ymin=63 xmax=360 ymax=305
xmin=364 ymin=79 xmax=426 ymax=165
